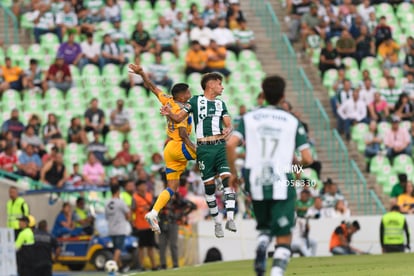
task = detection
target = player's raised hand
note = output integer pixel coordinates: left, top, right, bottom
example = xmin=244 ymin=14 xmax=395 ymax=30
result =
xmin=160 ymin=104 xmax=172 ymax=116
xmin=128 ymin=63 xmax=144 ymax=75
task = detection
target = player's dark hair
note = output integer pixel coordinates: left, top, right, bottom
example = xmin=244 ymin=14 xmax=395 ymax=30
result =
xmin=261 ymin=75 xmax=286 ymax=105
xmin=110 ymin=184 xmax=120 ymax=194
xmin=38 ymin=220 xmax=47 ymax=231
xmin=135 ymin=179 xmax=146 ymax=187
xmin=352 ymin=220 xmax=360 ymax=230
xmin=171 ymin=83 xmax=189 ymax=97
xmin=201 ymin=72 xmax=223 ymax=90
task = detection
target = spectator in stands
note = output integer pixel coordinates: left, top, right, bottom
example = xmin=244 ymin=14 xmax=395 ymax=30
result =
xmin=41 ymin=145 xmax=58 ymax=164
xmin=110 ymin=99 xmax=130 ymax=134
xmin=131 ymin=21 xmax=154 ymax=56
xmin=404 ymin=45 xmax=414 ymax=76
xmin=83 ymin=152 xmax=106 ymax=186
xmin=404 ymin=73 xmax=414 ymax=100
xmin=390 ymin=174 xmax=408 ymax=205
xmin=148 ymin=54 xmax=173 ymax=92
xmin=57 ymin=30 xmax=83 ymax=66
xmin=120 ymin=55 xmax=144 ymax=95
xmin=357 ymin=0 xmax=374 ymax=24
xmin=226 ymin=0 xmax=245 ymax=30
xmin=368 ymin=92 xmax=390 ymax=122
xmin=67 ymin=117 xmax=88 ymax=145
xmin=206 ymin=40 xmax=231 ymax=79
xmin=0 ymin=57 xmax=24 ymax=93
xmin=287 ymin=0 xmax=311 ymax=43
xmin=321 ymin=178 xmax=345 ymax=209
xmin=187 ymin=3 xmax=201 ymax=29
xmin=153 ymin=16 xmax=179 ymax=58
xmin=380 ymin=76 xmax=402 ymax=110
xmin=366 ymin=11 xmax=377 ymax=34
xmin=300 ymin=3 xmax=321 ymax=50
xmin=336 ymin=30 xmax=356 ymax=59
xmin=109 ymin=19 xmax=133 ymax=56
xmin=203 ymin=1 xmax=226 ymax=29
xmin=104 ymin=0 xmax=121 ymax=23
xmin=329 ymin=221 xmax=362 ymax=255
xmin=364 ymin=121 xmax=383 ymax=159
xmin=319 ymin=41 xmax=339 ymax=77
xmin=47 ymin=56 xmax=73 ymax=93
xmin=185 ymin=40 xmax=208 ymax=77
xmin=164 ymin=0 xmax=180 ymax=24
xmin=77 ymin=7 xmax=96 ymax=34
xmin=378 ymin=38 xmax=401 ymax=69
xmin=0 ymin=143 xmax=18 ymax=173
xmin=359 ymin=78 xmax=376 ymax=107
xmin=397 ymin=182 xmax=414 ymax=214
xmin=295 ymin=189 xmax=314 ymax=218
xmin=22 ymin=59 xmax=47 ymax=93
xmin=17 ymin=144 xmax=42 ymax=180
xmin=1 ymin=109 xmax=25 ymax=145
xmin=21 ymin=125 xmax=45 ymax=153
xmin=56 ymin=3 xmax=78 ymax=36
xmin=384 ymin=116 xmax=411 ymax=160
xmin=190 ymin=17 xmax=213 ymax=49
xmin=101 ymin=34 xmax=127 ymax=66
xmin=40 ymin=152 xmax=67 ymax=188
xmin=116 ymin=140 xmax=139 ymax=167
xmin=212 ymin=18 xmax=236 ymax=52
xmin=172 ymin=11 xmax=189 ymax=52
xmin=42 ymin=113 xmax=66 ymax=149
xmin=32 ymin=3 xmax=62 ymax=44
xmin=326 ymin=200 xmax=351 ymax=218
xmin=87 ymin=131 xmax=110 ymax=165
xmin=355 ymin=25 xmax=375 ymax=65
xmin=84 ymin=0 xmax=104 ymax=23
xmin=393 ymin=93 xmax=414 ymax=121
xmin=374 ymin=16 xmax=392 ymax=49
xmin=67 ymin=163 xmax=85 ymax=187
xmin=84 ymin=98 xmax=110 ymax=140
xmin=79 ymin=32 xmax=103 ymax=71
xmin=73 ymin=197 xmax=94 ymax=234
xmin=107 ymin=157 xmax=128 ymax=186
xmin=52 ymin=202 xmax=83 ymax=237
xmin=334 ymin=78 xmax=353 ymax=116
xmin=233 ymin=19 xmax=256 ymax=53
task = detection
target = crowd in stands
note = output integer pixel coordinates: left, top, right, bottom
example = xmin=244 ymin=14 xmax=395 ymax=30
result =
xmin=284 ymin=0 xmax=414 ymax=203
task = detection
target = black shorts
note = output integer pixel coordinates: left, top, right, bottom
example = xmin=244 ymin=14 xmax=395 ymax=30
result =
xmin=135 ymin=229 xmax=156 ymax=247
xmin=110 ymin=235 xmax=125 ymax=250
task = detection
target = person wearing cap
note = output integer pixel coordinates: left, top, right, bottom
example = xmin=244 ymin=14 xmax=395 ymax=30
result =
xmin=33 ymin=220 xmax=60 ymax=276
xmin=57 ymin=29 xmax=83 ymax=66
xmin=7 ymin=186 xmax=30 ymax=239
xmin=46 ymin=55 xmax=73 ymax=93
xmin=403 ymin=45 xmax=414 ymax=76
xmin=383 ymin=115 xmax=411 ymax=160
xmin=380 ymin=205 xmax=410 ymax=253
xmin=329 ymin=220 xmax=362 ymax=255
xmin=15 ymin=216 xmax=35 ymax=276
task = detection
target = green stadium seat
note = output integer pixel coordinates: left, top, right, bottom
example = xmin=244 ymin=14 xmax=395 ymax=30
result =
xmin=370 ymin=155 xmax=391 ymax=175
xmin=66 ymin=87 xmax=86 ymax=110
xmin=134 ymin=0 xmax=152 ymax=16
xmin=239 ymin=50 xmax=258 ymax=62
xmin=226 ymin=60 xmax=239 ymax=72
xmin=2 ymin=89 xmax=22 ymax=111
xmin=141 ymin=52 xmax=155 ymax=66
xmin=102 ymin=64 xmax=122 ymax=86
xmin=396 ymin=2 xmax=414 ymax=20
xmin=27 ymin=44 xmax=45 ymax=61
xmin=226 ymin=51 xmax=237 ymax=63
xmin=360 ymin=56 xmax=379 ymax=71
xmin=154 ymin=0 xmax=170 ymax=14
xmin=375 ymin=3 xmax=394 ymax=17
xmin=322 ymin=69 xmax=338 ymax=88
xmin=6 ymin=44 xmax=25 ymax=66
xmin=128 ymin=86 xmax=148 ymax=108
xmin=345 ymin=68 xmax=361 ymax=85
xmin=0 ymin=47 xmax=4 ymax=62
xmin=377 ymin=122 xmax=391 ymax=136
xmin=342 ymin=57 xmax=358 ymax=70
xmin=161 ymin=51 xmax=177 ymax=64
xmin=40 ymin=33 xmax=60 ymax=54
xmin=375 ymin=165 xmax=395 ymax=186
xmin=351 ymin=123 xmax=369 ymax=142
xmin=44 ymin=88 xmax=65 ymax=115
xmin=23 ymin=91 xmax=43 ymax=113
xmin=107 ymin=86 xmax=127 ymax=102
xmin=389 ymin=67 xmax=403 ymax=80
xmin=393 ymin=154 xmax=413 ymax=167
xmin=310 ymin=48 xmax=321 ymax=66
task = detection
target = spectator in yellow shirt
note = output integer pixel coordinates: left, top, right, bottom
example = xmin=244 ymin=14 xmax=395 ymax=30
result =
xmin=185 ymin=40 xmax=208 ymax=77
xmin=0 ymin=57 xmax=24 ymax=93
xmin=206 ymin=40 xmax=231 ymax=79
xmin=378 ymin=39 xmax=402 ymax=69
xmin=397 ymin=182 xmax=414 ymax=214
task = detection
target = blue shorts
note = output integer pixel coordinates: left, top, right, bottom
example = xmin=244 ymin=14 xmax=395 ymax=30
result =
xmin=9 ymin=79 xmax=23 ymax=91
xmin=110 ymin=235 xmax=125 ymax=251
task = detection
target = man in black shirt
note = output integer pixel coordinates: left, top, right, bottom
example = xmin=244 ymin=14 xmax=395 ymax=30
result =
xmin=319 ymin=40 xmax=339 ymax=76
xmin=84 ymin=98 xmax=109 ymax=141
xmin=33 ymin=220 xmax=60 ymax=276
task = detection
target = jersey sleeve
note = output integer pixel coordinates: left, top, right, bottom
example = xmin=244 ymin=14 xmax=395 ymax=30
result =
xmin=183 ymin=96 xmax=195 ymax=113
xmin=156 ymin=92 xmax=171 ymax=106
xmin=295 ymin=122 xmax=309 ymax=151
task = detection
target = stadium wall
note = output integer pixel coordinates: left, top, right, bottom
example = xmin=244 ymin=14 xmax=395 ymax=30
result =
xmin=197 ymin=215 xmax=414 ymax=262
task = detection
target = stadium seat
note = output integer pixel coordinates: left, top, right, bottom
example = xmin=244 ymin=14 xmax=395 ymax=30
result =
xmin=360 ymin=56 xmax=379 ymax=71
xmin=2 ymin=89 xmax=22 ymax=111
xmin=44 ymin=88 xmax=65 ymax=116
xmin=239 ymin=50 xmax=258 ymax=62
xmin=322 ymin=69 xmax=338 ymax=88
xmin=107 ymin=86 xmax=127 ymax=102
xmin=375 ymin=165 xmax=395 ymax=186
xmin=40 ymin=33 xmax=60 ymax=54
xmin=23 ymin=91 xmax=43 ymax=113
xmin=351 ymin=123 xmax=369 ymax=142
xmin=377 ymin=122 xmax=391 ymax=136
xmin=140 ymin=52 xmax=156 ymax=65
xmin=154 ymin=0 xmax=170 ymax=14
xmin=375 ymin=3 xmax=393 ymax=17
xmin=134 ymin=0 xmax=152 ymax=16
xmin=342 ymin=57 xmax=358 ymax=70
xmin=345 ymin=68 xmax=361 ymax=85
xmin=102 ymin=64 xmax=122 ymax=86
xmin=65 ymin=87 xmax=86 ymax=111
xmin=6 ymin=44 xmax=25 ymax=66
xmin=370 ymin=155 xmax=391 ymax=175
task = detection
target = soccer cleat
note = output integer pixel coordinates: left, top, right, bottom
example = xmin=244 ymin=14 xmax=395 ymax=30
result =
xmin=214 ymin=223 xmax=224 ymax=238
xmin=254 ymin=242 xmax=267 ymax=276
xmin=225 ymin=220 xmax=237 ymax=232
xmin=145 ymin=211 xmax=161 ymax=234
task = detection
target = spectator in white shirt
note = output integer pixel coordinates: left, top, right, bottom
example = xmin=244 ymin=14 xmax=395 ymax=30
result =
xmin=321 ymin=179 xmax=345 ymax=209
xmin=172 ymin=11 xmax=189 ymax=52
xmin=190 ymin=17 xmax=213 ymax=48
xmin=381 ymin=76 xmax=403 ymax=110
xmin=212 ymin=18 xmax=237 ymax=52
xmin=148 ymin=54 xmax=173 ymax=92
xmin=152 ymin=16 xmax=179 ymax=58
xmin=56 ymin=2 xmax=78 ymax=36
xmin=33 ymin=3 xmax=62 ymax=44
xmin=79 ymin=32 xmax=103 ymax=71
xmin=357 ymin=0 xmax=375 ymax=24
xmin=164 ymin=0 xmax=180 ymax=24
xmin=384 ymin=116 xmax=412 ymax=160
xmin=337 ymin=89 xmax=368 ymax=141
xmin=234 ymin=19 xmax=256 ymax=52
xmin=104 ymin=0 xmax=121 ymax=23
xmin=110 ymin=99 xmax=130 ymax=134
xmin=325 ymin=200 xmax=351 ymax=219
xmin=359 ymin=78 xmax=376 ymax=106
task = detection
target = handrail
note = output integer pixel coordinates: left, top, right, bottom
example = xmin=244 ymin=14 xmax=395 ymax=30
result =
xmin=0 ymin=3 xmax=19 ymax=45
xmin=370 ymin=189 xmax=387 ymax=214
xmin=249 ymin=0 xmax=386 ymax=214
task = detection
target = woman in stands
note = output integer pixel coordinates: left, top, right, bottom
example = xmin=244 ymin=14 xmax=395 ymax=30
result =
xmin=42 ymin=113 xmax=66 ymax=149
xmin=393 ymin=93 xmax=414 ymax=121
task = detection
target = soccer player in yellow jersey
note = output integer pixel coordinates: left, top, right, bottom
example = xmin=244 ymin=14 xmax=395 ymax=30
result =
xmin=128 ymin=64 xmax=196 ymax=234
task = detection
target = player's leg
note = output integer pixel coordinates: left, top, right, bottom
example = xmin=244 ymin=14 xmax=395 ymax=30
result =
xmin=198 ymin=144 xmax=224 ymax=238
xmin=270 ymin=186 xmax=296 ymax=276
xmin=252 ymin=200 xmax=272 ymax=276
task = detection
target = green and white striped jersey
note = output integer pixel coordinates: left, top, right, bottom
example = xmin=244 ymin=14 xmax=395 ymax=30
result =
xmin=183 ymin=95 xmax=229 ymax=139
xmin=233 ymin=29 xmax=255 ymax=45
xmin=233 ymin=106 xmax=309 ymax=200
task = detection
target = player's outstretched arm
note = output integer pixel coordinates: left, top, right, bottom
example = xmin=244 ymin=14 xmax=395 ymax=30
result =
xmin=128 ymin=63 xmax=163 ymax=97
xmin=160 ymin=104 xmax=188 ymax=123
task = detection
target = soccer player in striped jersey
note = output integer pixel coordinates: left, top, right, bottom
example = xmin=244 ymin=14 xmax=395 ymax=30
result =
xmin=128 ymin=64 xmax=196 ymax=234
xmin=161 ymin=72 xmax=237 ymax=238
xmin=226 ymin=75 xmax=313 ymax=276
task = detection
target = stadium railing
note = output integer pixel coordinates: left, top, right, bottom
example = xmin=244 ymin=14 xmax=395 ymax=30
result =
xmin=249 ymin=0 xmax=386 ymax=215
xmin=0 ymin=3 xmax=19 ymax=45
